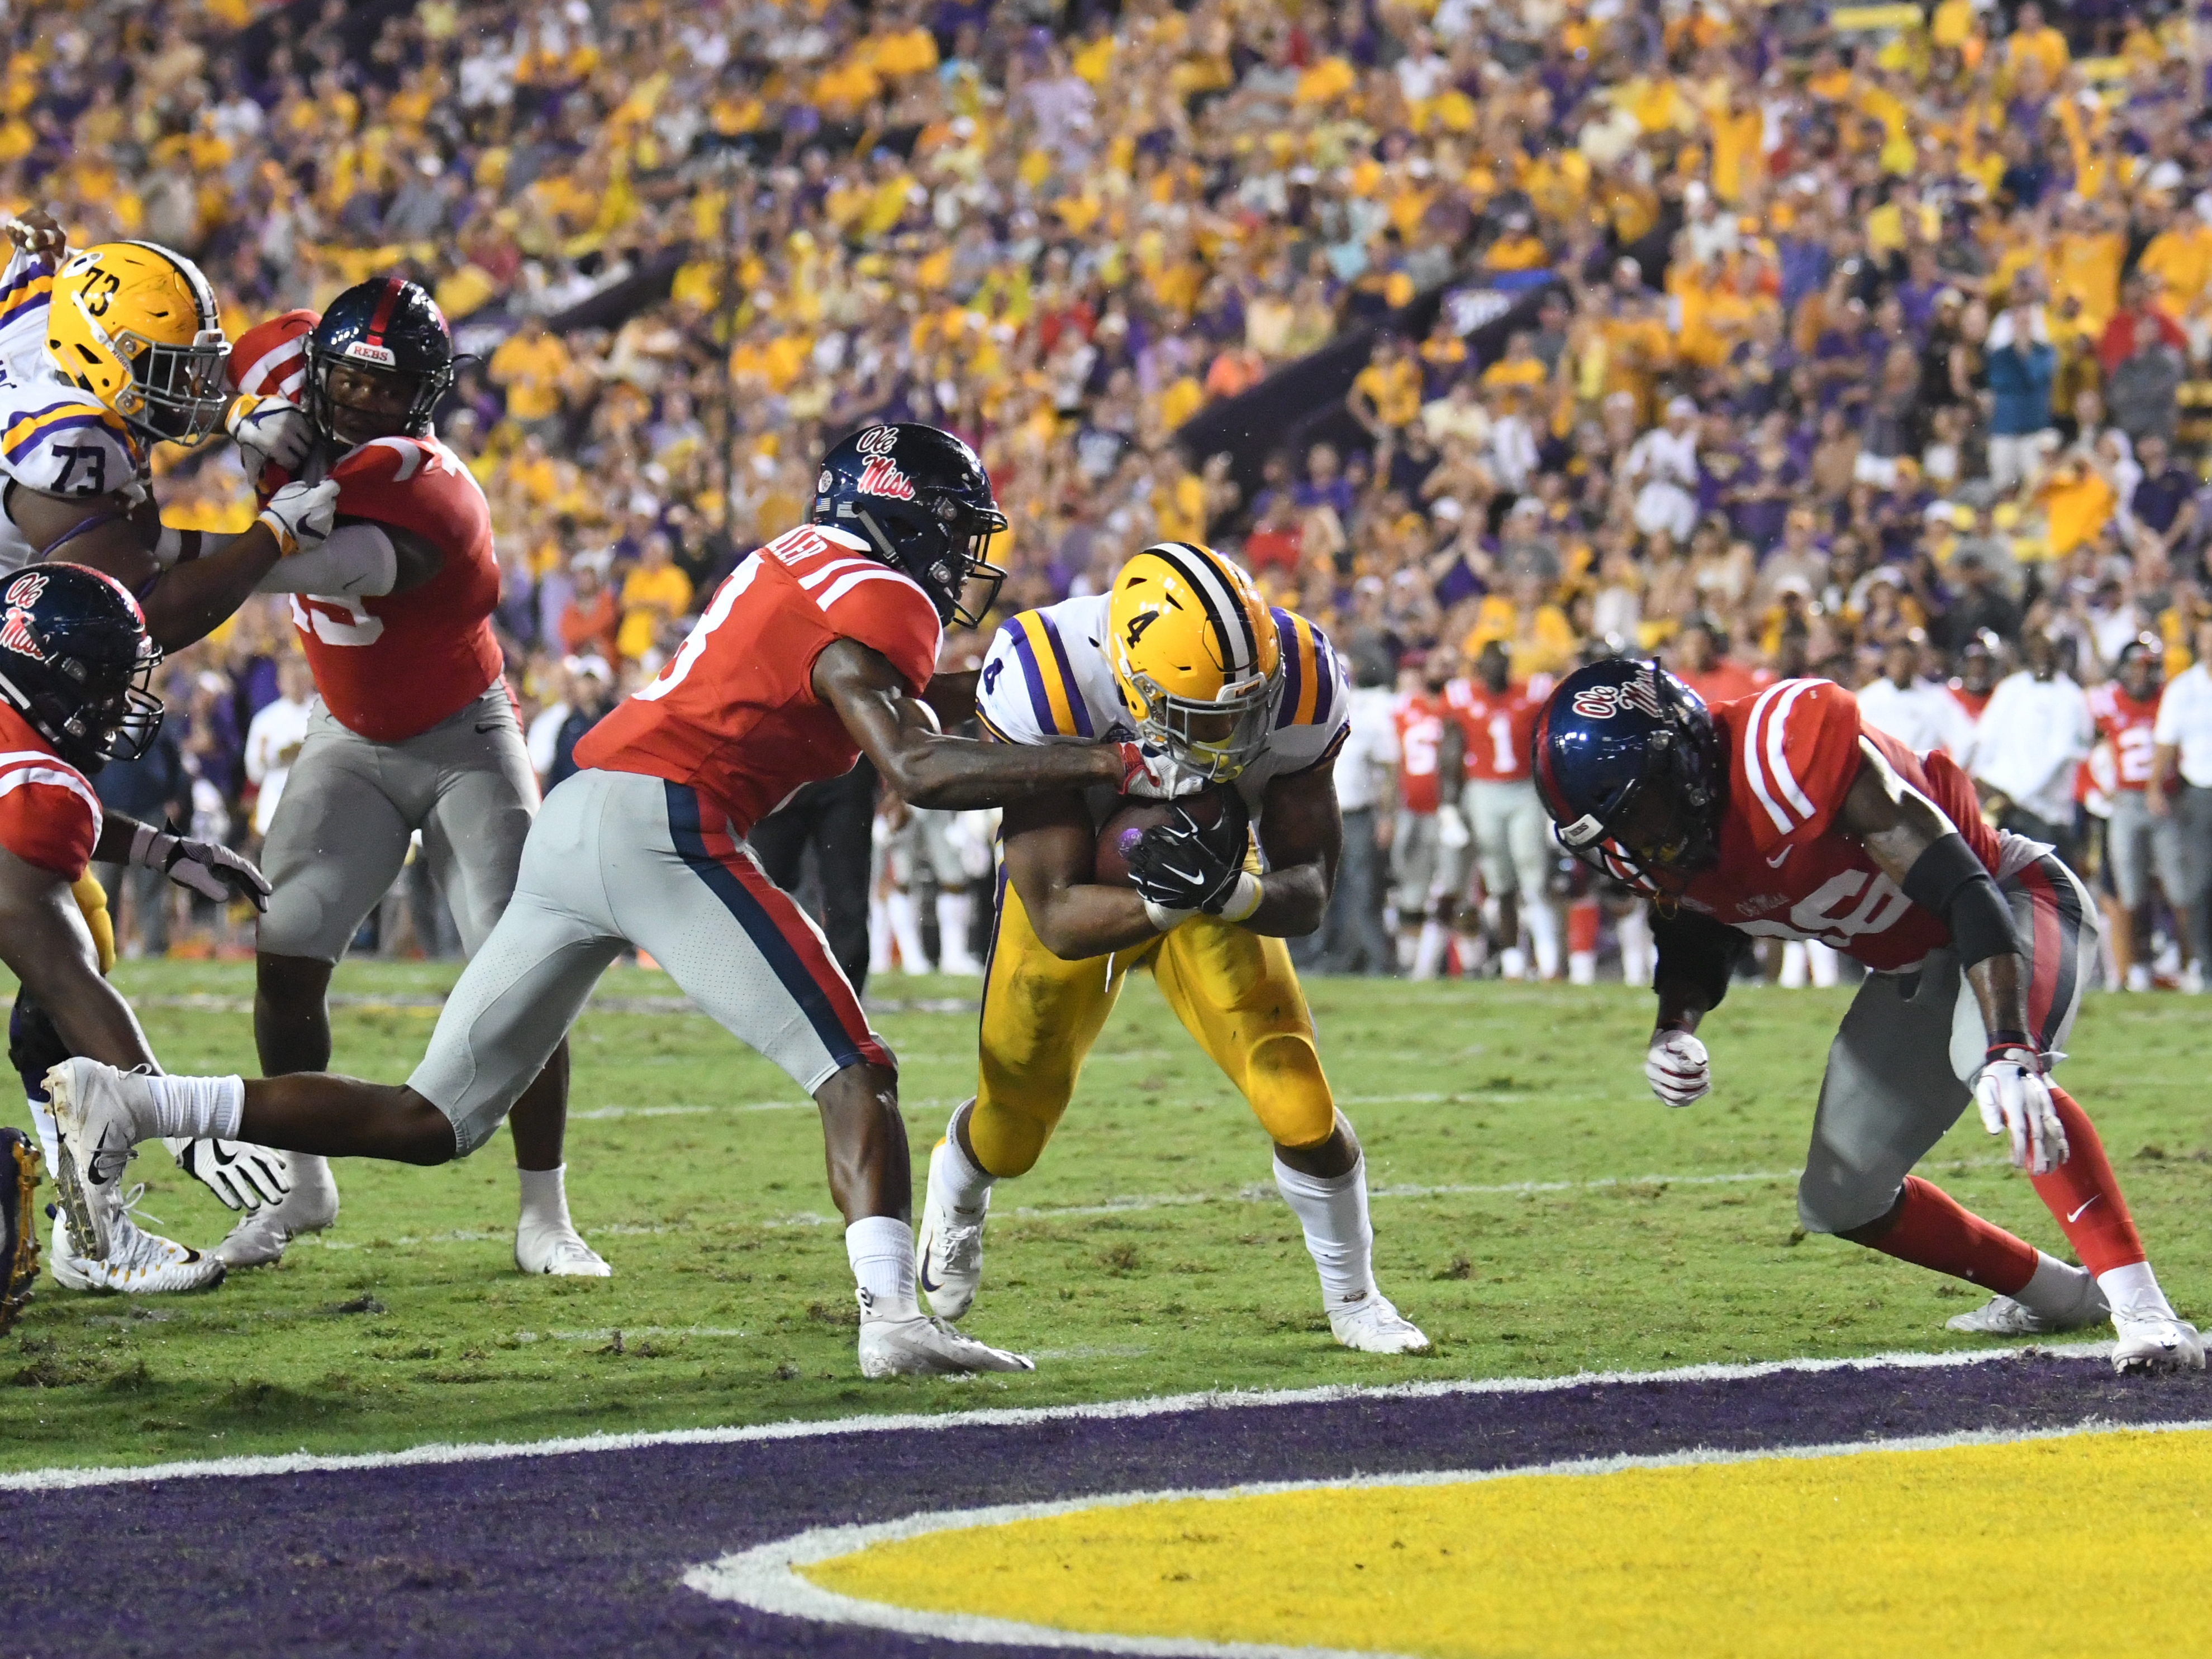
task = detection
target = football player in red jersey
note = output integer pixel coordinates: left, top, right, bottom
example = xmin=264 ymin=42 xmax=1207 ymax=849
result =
xmin=1388 ymin=651 xmax=1468 ymax=978
xmin=1447 ymin=641 xmax=1559 ymax=979
xmin=2090 ymin=635 xmax=2179 ymax=991
xmin=0 ymin=565 xmax=272 ymax=1291
xmin=1534 ymin=659 xmax=2201 ymax=1374
xmin=207 ymin=281 xmax=594 ymax=1276
xmin=47 ymin=423 xmax=1182 ymax=1377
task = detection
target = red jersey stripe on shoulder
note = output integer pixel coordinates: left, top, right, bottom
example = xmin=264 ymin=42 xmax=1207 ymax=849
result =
xmin=1743 ymin=680 xmax=1818 ymax=835
xmin=816 ymin=567 xmax=921 ymax=612
xmin=795 ymin=556 xmax=883 ymax=591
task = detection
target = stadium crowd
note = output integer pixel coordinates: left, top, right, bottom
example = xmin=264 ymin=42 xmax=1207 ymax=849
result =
xmin=18 ymin=0 xmax=2212 ymax=986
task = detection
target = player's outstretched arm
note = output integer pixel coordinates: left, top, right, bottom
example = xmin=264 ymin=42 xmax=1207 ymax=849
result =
xmin=814 ymin=639 xmax=1140 ymax=808
xmin=10 ymin=479 xmax=338 ymax=649
xmin=1841 ymin=738 xmax=2064 ymax=1172
xmin=1002 ymin=790 xmax=1160 ymax=959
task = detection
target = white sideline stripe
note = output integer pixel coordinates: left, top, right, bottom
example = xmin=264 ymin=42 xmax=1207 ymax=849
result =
xmin=684 ymin=1415 xmax=2212 ymax=1658
xmin=0 ymin=1341 xmax=2116 ymax=1494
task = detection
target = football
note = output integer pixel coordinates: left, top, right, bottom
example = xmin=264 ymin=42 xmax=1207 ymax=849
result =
xmin=1092 ymin=786 xmax=1244 ymax=887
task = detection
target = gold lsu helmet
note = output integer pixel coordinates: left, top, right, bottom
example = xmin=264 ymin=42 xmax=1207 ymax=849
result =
xmin=45 ymin=242 xmax=229 ymax=446
xmin=1108 ymin=541 xmax=1282 ymax=782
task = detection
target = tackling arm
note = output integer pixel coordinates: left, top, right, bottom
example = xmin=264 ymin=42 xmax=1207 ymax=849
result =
xmin=814 ymin=639 xmax=1131 ymax=809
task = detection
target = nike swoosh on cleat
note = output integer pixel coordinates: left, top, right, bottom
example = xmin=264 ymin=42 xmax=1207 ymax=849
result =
xmin=2067 ymin=1195 xmax=2101 ymax=1223
xmin=88 ymin=1145 xmax=130 ymax=1185
xmin=917 ymin=1245 xmax=941 ymax=1294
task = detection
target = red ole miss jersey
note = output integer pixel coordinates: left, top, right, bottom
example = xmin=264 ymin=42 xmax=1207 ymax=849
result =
xmin=1447 ymin=675 xmax=1549 ymax=783
xmin=1678 ymin=678 xmax=2006 ymax=972
xmin=574 ymin=523 xmax=941 ymax=835
xmin=1391 ymin=690 xmax=1446 ymax=813
xmin=2087 ymin=682 xmax=2159 ymax=792
xmin=0 ymin=702 xmax=100 ymax=880
xmin=228 ymin=312 xmax=504 ymax=744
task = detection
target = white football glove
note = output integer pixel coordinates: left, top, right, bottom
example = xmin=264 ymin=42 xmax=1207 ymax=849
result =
xmin=164 ymin=1136 xmax=291 ymax=1211
xmin=130 ymin=823 xmax=273 ymax=912
xmin=1435 ymin=800 xmax=1471 ymax=849
xmin=1115 ymin=740 xmax=1207 ymax=799
xmin=224 ymin=393 xmax=316 ymax=476
xmin=1974 ymin=1045 xmax=2068 ymax=1175
xmin=256 ymin=478 xmax=341 ymax=557
xmin=1645 ymin=1027 xmax=1710 ymax=1107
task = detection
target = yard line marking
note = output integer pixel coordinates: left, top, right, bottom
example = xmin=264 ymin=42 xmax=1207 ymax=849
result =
xmin=685 ymin=1415 xmax=2212 ymax=1657
xmin=0 ymin=1342 xmax=2118 ymax=1493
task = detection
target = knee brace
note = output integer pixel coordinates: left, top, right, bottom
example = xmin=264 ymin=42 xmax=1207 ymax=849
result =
xmin=1245 ymin=1033 xmax=1336 ymax=1149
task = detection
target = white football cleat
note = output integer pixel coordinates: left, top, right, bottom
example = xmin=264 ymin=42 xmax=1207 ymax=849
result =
xmin=44 ymin=1058 xmax=161 ymax=1261
xmin=1329 ymin=1289 xmax=1431 ymax=1354
xmin=856 ymin=1299 xmax=1035 ymax=1379
xmin=916 ymin=1138 xmax=988 ymax=1319
xmin=49 ymin=1191 xmax=223 ymax=1295
xmin=515 ymin=1219 xmax=612 ymax=1277
xmin=2111 ymin=1309 xmax=2206 ymax=1375
xmin=1948 ymin=1267 xmax=2108 ymax=1337
xmin=213 ymin=1156 xmax=340 ymax=1269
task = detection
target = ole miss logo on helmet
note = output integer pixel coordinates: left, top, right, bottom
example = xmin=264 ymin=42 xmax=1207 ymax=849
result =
xmin=857 ymin=455 xmax=916 ymax=500
xmin=0 ymin=573 xmax=47 ymax=662
xmin=1571 ymin=676 xmax=1665 ymax=721
xmin=855 ymin=426 xmax=898 ymax=456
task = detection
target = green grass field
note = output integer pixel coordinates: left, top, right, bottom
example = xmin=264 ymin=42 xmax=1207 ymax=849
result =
xmin=3 ymin=960 xmax=2207 ymax=1474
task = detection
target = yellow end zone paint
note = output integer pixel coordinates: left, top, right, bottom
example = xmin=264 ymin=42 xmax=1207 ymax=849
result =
xmin=802 ymin=1428 xmax=2212 ymax=1658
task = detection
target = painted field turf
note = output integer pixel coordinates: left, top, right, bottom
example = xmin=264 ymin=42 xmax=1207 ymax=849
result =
xmin=0 ymin=961 xmax=2208 ymax=1471
xmin=803 ymin=1426 xmax=2212 ymax=1657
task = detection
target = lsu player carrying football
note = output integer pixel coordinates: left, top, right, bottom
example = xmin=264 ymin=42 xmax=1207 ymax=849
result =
xmin=45 ymin=423 xmax=1188 ymax=1379
xmin=206 ymin=282 xmax=597 ymax=1277
xmin=1535 ymin=659 xmax=2200 ymax=1374
xmin=919 ymin=541 xmax=1430 ymax=1355
xmin=0 ymin=216 xmax=320 ymax=1290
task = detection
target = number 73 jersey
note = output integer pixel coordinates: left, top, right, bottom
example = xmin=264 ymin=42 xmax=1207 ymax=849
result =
xmin=1676 ymin=678 xmax=2021 ymax=972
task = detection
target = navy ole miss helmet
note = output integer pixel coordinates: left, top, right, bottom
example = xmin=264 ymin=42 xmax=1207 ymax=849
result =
xmin=1533 ymin=658 xmax=1724 ymax=896
xmin=304 ymin=276 xmax=456 ymax=446
xmin=811 ymin=422 xmax=1008 ymax=626
xmin=0 ymin=562 xmax=163 ymax=772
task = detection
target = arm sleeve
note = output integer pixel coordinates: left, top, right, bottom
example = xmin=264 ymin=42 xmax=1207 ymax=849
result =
xmin=253 ymin=521 xmax=398 ymax=597
xmin=1651 ymin=903 xmax=1752 ymax=1015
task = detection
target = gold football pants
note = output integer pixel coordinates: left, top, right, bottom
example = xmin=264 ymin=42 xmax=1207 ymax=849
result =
xmin=969 ymin=873 xmax=1336 ymax=1179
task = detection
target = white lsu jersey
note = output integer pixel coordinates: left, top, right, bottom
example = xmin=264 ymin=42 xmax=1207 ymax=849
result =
xmin=976 ymin=593 xmax=1352 ymax=824
xmin=0 ymin=247 xmax=150 ymax=574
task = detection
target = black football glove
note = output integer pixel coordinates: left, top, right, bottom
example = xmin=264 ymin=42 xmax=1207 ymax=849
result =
xmin=1126 ymin=800 xmax=1250 ymax=916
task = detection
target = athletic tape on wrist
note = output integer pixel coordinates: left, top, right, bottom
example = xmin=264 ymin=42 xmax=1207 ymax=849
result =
xmin=1214 ymin=870 xmax=1263 ymax=923
xmin=1143 ymin=897 xmax=1195 ymax=932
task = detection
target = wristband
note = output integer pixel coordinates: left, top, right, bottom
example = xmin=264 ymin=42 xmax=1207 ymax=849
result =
xmin=1985 ymin=1030 xmax=2030 ymax=1053
xmin=1143 ymin=897 xmax=1195 ymax=932
xmin=129 ymin=823 xmax=174 ymax=870
xmin=1214 ymin=870 xmax=1263 ymax=923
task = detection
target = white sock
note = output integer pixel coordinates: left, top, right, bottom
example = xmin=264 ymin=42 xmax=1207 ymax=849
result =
xmin=1807 ymin=940 xmax=1839 ymax=988
xmin=1499 ymin=945 xmax=1528 ymax=980
xmin=935 ymin=890 xmax=974 ymax=967
xmin=145 ymin=1074 xmax=244 ymax=1141
xmin=2098 ymin=1259 xmax=2177 ymax=1319
xmin=25 ymin=1096 xmax=58 ymax=1170
xmin=1568 ymin=949 xmax=1596 ymax=985
xmin=933 ymin=1113 xmax=995 ymax=1212
xmin=846 ymin=1213 xmax=920 ymax=1320
xmin=887 ymin=890 xmax=927 ymax=972
xmin=1274 ymin=1153 xmax=1375 ymax=1310
xmin=1780 ymin=941 xmax=1809 ymax=988
xmin=1618 ymin=906 xmax=1653 ymax=985
xmin=2013 ymin=1250 xmax=2096 ymax=1320
xmin=1412 ymin=921 xmax=1448 ymax=980
xmin=1525 ymin=902 xmax=1561 ymax=980
xmin=516 ymin=1164 xmax=575 ymax=1233
xmin=868 ymin=895 xmax=893 ymax=974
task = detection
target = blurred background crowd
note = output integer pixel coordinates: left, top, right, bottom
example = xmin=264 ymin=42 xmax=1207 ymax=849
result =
xmin=21 ymin=0 xmax=2212 ymax=988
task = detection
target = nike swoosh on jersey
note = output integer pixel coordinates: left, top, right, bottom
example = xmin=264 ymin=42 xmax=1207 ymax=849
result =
xmin=1765 ymin=845 xmax=1793 ymax=867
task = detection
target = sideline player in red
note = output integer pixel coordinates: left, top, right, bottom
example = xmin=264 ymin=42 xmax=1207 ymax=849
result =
xmin=211 ymin=282 xmax=594 ymax=1275
xmin=1533 ymin=659 xmax=2201 ymax=1374
xmin=0 ymin=565 xmax=270 ymax=1290
xmin=2087 ymin=636 xmax=2176 ymax=991
xmin=1447 ymin=641 xmax=1557 ymax=979
xmin=1389 ymin=651 xmax=1466 ymax=978
xmin=47 ymin=423 xmax=1182 ymax=1377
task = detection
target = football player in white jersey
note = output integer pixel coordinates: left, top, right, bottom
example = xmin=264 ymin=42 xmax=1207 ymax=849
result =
xmin=0 ymin=214 xmax=333 ymax=1289
xmin=918 ymin=541 xmax=1430 ymax=1355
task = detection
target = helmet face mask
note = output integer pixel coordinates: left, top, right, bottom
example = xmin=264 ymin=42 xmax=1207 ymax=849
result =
xmin=1120 ymin=662 xmax=1279 ymax=783
xmin=303 ymin=278 xmax=456 ymax=449
xmin=48 ymin=244 xmax=230 ymax=447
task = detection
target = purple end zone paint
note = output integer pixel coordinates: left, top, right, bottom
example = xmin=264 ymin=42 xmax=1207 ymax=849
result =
xmin=2 ymin=1356 xmax=2204 ymax=1658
